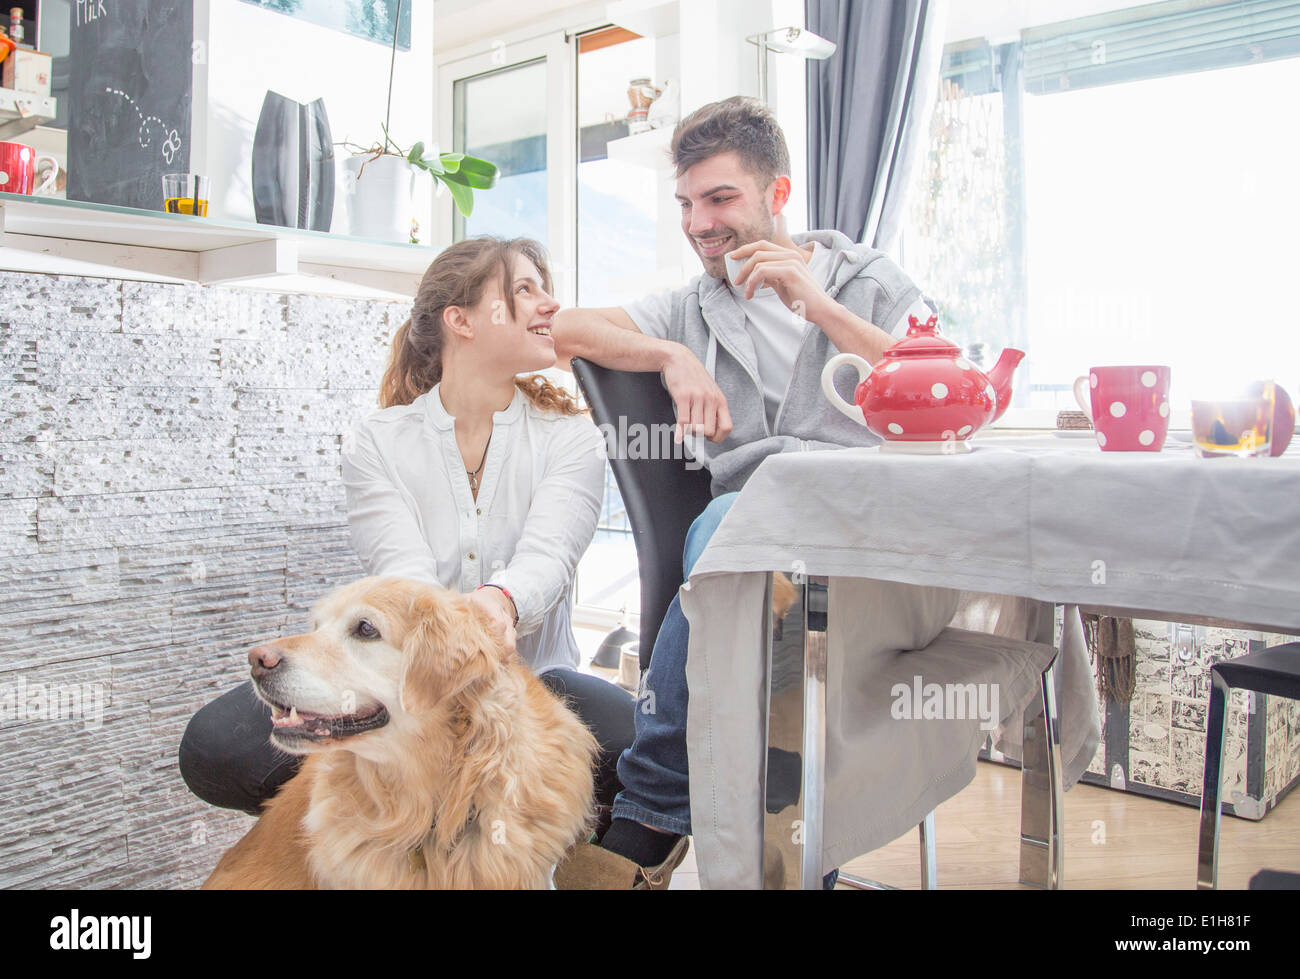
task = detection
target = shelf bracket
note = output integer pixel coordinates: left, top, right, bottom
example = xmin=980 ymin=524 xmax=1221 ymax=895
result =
xmin=198 ymin=238 xmax=298 ymax=284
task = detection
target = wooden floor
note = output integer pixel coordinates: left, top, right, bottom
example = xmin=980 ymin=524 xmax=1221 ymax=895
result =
xmin=666 ymin=760 xmax=1300 ymax=889
xmin=580 ymin=639 xmax=1298 ymax=890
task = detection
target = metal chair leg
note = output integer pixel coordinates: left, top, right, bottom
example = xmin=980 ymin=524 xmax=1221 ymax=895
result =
xmin=837 ymin=873 xmax=894 ymax=890
xmin=1197 ymin=671 xmax=1230 ymax=890
xmin=838 ymin=811 xmax=937 ymax=890
xmin=1019 ymin=654 xmax=1064 ymax=889
xmin=919 ymin=809 xmax=937 ymax=889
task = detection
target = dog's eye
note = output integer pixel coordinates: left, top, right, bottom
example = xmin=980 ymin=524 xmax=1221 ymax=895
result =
xmin=353 ymin=619 xmax=380 ymax=640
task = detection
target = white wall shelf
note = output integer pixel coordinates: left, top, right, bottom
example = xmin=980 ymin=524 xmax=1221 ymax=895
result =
xmin=0 ymin=87 xmax=56 ymax=140
xmin=0 ymin=192 xmax=433 ymax=298
xmin=606 ymin=126 xmax=673 ymax=170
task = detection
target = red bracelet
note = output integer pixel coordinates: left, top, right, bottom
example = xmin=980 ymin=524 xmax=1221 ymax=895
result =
xmin=477 ymin=584 xmax=518 ymax=626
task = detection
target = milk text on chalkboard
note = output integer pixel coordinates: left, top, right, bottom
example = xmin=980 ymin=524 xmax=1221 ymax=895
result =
xmin=77 ymin=0 xmax=108 ymax=26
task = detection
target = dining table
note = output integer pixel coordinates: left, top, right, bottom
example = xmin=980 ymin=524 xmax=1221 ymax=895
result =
xmin=677 ymin=431 xmax=1300 ymax=889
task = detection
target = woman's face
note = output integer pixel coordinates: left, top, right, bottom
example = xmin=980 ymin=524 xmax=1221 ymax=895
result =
xmin=467 ymin=252 xmax=559 ymax=374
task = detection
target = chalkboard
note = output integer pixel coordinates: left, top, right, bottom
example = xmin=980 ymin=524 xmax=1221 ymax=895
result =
xmin=67 ymin=1 xmax=193 ymax=211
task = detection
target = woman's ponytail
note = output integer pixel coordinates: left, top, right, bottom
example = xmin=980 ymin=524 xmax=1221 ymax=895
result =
xmin=379 ymin=316 xmax=443 ymax=409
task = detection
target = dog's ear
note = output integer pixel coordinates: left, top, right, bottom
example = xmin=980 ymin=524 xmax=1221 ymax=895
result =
xmin=400 ymin=591 xmax=509 ymax=714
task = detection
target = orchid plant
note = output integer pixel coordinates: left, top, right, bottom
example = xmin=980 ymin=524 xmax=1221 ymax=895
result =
xmin=339 ymin=124 xmax=499 ymax=219
xmin=338 ymin=0 xmax=498 ymax=219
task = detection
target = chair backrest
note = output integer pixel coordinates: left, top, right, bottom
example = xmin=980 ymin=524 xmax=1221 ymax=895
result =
xmin=572 ymin=358 xmax=714 ymax=669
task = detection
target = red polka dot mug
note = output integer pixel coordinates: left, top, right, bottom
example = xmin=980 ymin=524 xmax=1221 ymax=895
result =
xmin=0 ymin=141 xmax=58 ymax=196
xmin=1071 ymin=365 xmax=1171 ymax=451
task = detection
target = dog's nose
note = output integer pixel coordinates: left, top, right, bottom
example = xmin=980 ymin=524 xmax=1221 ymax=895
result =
xmin=248 ymin=644 xmax=283 ymax=678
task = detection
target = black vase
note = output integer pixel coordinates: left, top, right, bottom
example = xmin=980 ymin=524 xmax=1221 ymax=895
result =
xmin=252 ymin=91 xmax=335 ymax=232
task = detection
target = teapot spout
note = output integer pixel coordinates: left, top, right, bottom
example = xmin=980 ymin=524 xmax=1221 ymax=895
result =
xmin=987 ymin=348 xmax=1025 ymax=423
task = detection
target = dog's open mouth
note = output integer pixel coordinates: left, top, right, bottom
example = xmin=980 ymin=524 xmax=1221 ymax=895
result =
xmin=266 ymin=699 xmax=390 ymax=742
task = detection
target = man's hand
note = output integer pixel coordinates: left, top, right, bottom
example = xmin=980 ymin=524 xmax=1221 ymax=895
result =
xmin=470 ymin=587 xmax=517 ymax=653
xmin=731 ymin=239 xmax=898 ymax=365
xmin=662 ymin=345 xmax=733 ymax=444
xmin=728 ymin=239 xmax=832 ymax=323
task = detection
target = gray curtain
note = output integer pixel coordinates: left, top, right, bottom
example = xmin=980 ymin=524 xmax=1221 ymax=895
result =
xmin=806 ymin=0 xmax=947 ymax=253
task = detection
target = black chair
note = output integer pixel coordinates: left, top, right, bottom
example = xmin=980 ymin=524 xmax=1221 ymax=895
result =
xmin=571 ymin=358 xmax=714 ymax=670
xmin=1198 ymin=641 xmax=1300 ymax=889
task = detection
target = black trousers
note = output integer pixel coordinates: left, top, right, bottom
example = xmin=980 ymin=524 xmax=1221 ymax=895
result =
xmin=179 ymin=670 xmax=636 ymax=830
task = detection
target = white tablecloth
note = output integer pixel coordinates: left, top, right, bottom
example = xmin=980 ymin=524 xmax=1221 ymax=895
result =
xmin=680 ymin=435 xmax=1300 ymax=888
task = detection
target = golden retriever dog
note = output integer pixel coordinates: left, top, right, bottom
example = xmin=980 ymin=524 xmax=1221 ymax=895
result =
xmin=202 ymin=576 xmax=598 ymax=890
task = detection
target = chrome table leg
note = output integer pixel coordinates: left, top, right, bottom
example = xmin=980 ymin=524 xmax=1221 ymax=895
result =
xmin=760 ymin=574 xmax=828 ymax=889
xmin=800 ymin=576 xmax=829 ymax=889
xmin=1019 ymin=654 xmax=1064 ymax=889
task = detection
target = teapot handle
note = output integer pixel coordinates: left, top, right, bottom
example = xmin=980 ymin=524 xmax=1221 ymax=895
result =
xmin=821 ymin=353 xmax=872 ymax=426
xmin=1072 ymin=374 xmax=1095 ymax=422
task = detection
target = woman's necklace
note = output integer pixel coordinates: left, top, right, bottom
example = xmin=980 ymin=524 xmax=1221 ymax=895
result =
xmin=466 ymin=430 xmax=492 ymax=495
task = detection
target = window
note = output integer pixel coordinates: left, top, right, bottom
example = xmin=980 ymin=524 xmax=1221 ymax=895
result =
xmin=572 ymin=27 xmax=667 ymax=619
xmin=452 ymin=57 xmax=551 ymax=247
xmin=901 ymin=0 xmax=1300 ymax=418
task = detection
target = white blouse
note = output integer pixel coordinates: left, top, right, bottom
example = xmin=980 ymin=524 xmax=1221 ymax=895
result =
xmin=340 ymin=383 xmax=606 ymax=674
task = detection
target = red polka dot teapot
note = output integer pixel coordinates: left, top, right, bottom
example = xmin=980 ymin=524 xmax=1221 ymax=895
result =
xmin=820 ymin=315 xmax=1024 ymax=453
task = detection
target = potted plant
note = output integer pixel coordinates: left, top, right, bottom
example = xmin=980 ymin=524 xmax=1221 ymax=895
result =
xmin=340 ymin=125 xmax=498 ymax=243
xmin=339 ymin=0 xmax=497 ymax=243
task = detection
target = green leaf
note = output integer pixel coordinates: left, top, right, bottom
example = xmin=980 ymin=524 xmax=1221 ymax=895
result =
xmin=458 ymin=155 xmax=499 ymax=189
xmin=440 ymin=157 xmax=499 ymax=191
xmin=406 ymin=141 xmax=424 ymax=164
xmin=417 ymin=155 xmax=445 ymax=175
xmin=441 ymin=176 xmax=475 ymax=218
xmin=438 ymin=156 xmax=461 ymax=174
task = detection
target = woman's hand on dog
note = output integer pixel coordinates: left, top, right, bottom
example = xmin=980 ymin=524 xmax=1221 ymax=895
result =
xmin=470 ymin=587 xmax=518 ymax=653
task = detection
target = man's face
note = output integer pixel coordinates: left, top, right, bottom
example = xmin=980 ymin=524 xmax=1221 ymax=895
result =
xmin=675 ymin=151 xmax=778 ymax=280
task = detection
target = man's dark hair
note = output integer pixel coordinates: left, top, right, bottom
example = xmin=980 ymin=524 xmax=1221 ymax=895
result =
xmin=670 ymin=95 xmax=791 ymax=186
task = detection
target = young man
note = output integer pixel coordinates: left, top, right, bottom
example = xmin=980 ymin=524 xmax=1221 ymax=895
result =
xmin=552 ymin=96 xmax=933 ymax=888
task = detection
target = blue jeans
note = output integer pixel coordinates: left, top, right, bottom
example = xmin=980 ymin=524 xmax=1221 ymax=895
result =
xmin=611 ymin=492 xmax=739 ymax=835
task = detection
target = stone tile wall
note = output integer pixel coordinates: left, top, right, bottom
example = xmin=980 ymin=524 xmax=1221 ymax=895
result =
xmin=0 ymin=271 xmax=408 ymax=887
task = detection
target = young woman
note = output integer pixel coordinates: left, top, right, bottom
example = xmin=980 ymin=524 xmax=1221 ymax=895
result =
xmin=180 ymin=237 xmax=635 ymax=838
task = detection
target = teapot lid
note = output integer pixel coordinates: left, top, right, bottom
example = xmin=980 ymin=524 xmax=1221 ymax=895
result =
xmin=882 ymin=314 xmax=960 ymax=359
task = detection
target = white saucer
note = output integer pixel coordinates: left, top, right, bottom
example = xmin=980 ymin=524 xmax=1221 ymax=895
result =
xmin=1052 ymin=430 xmax=1096 ymax=440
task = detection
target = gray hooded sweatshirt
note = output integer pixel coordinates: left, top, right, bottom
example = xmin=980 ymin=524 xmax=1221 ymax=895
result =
xmin=639 ymin=229 xmax=930 ymax=495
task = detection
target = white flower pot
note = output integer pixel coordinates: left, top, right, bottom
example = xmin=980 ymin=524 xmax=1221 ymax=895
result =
xmin=342 ymin=153 xmax=416 ymax=242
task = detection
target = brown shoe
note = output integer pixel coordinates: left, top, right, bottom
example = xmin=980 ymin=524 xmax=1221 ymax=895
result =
xmin=553 ymin=837 xmax=690 ymax=890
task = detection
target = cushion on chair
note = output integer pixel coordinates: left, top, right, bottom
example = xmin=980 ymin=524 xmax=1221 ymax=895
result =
xmin=815 ymin=581 xmax=1058 ymax=865
xmin=1211 ymin=642 xmax=1300 ymax=701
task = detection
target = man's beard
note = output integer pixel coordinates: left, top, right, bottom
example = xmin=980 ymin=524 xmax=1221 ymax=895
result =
xmin=693 ymin=213 xmax=778 ymax=280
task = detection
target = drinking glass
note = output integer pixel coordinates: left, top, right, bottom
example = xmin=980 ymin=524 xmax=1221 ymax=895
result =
xmin=1191 ymin=381 xmax=1275 ymax=458
xmin=162 ymin=173 xmax=209 ymax=216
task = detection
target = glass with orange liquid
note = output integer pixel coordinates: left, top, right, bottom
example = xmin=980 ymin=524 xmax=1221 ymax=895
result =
xmin=1191 ymin=381 xmax=1276 ymax=458
xmin=162 ymin=173 xmax=209 ymax=216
